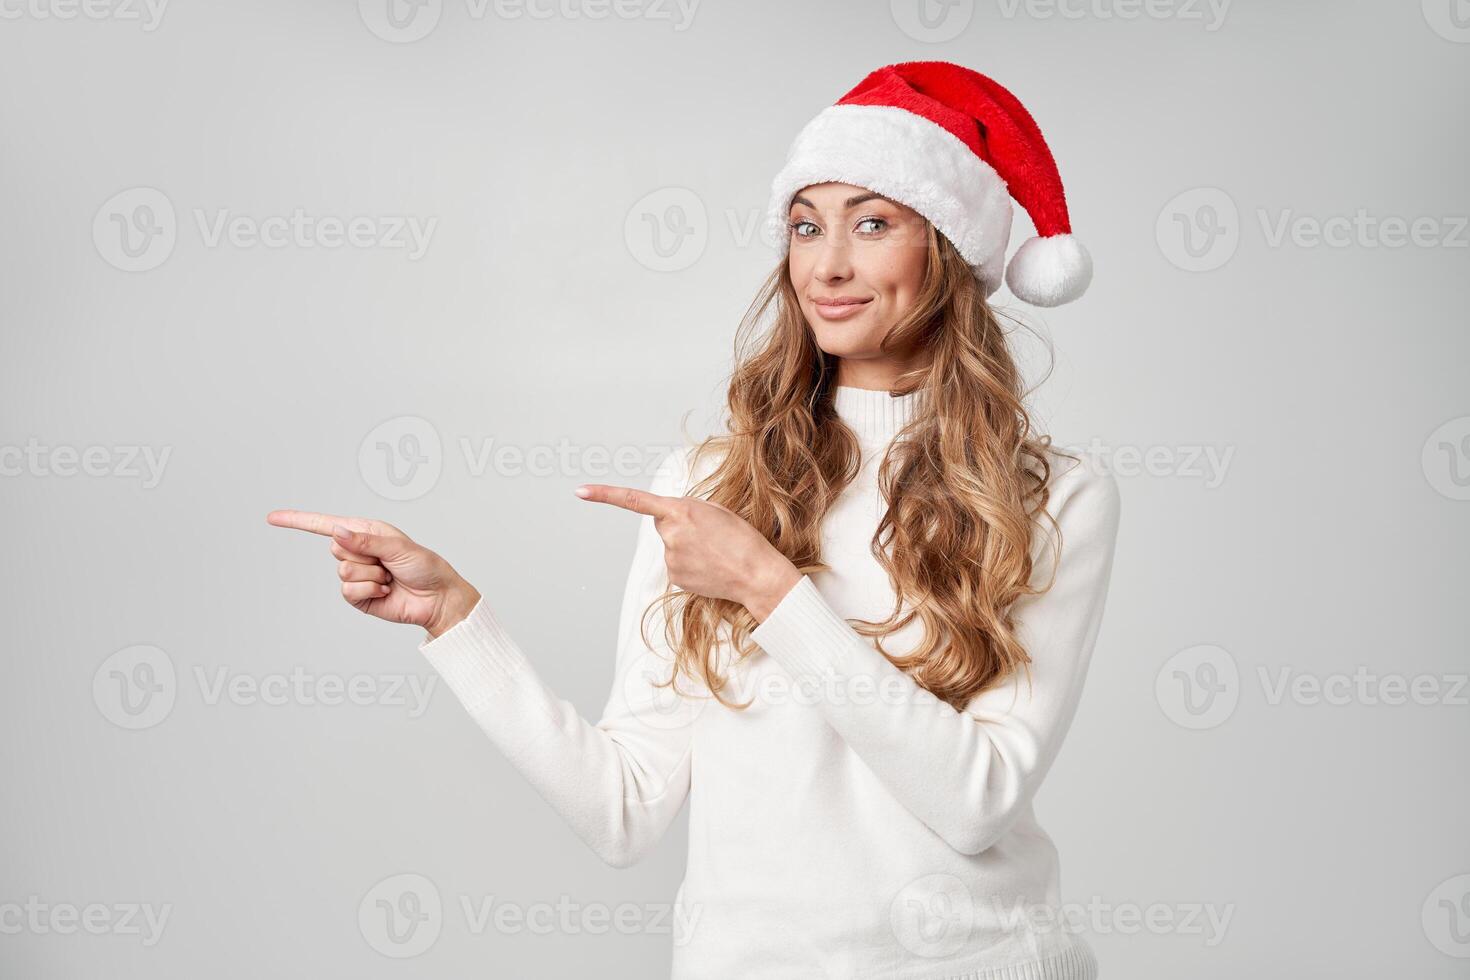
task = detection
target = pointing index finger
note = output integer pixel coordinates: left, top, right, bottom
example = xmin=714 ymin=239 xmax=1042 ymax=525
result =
xmin=575 ymin=484 xmax=677 ymax=519
xmin=265 ymin=510 xmax=375 ymax=537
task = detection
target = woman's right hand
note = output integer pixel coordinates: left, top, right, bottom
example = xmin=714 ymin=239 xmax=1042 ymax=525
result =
xmin=265 ymin=510 xmax=482 ymax=638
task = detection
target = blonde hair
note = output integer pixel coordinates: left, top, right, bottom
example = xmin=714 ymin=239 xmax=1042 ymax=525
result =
xmin=643 ymin=222 xmax=1076 ymax=712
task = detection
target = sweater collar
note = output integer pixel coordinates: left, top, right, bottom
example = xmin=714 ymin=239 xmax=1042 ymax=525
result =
xmin=832 ymin=385 xmax=925 ymax=445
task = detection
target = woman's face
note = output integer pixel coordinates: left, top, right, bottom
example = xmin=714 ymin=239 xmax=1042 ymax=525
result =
xmin=786 ymin=181 xmax=929 ymax=377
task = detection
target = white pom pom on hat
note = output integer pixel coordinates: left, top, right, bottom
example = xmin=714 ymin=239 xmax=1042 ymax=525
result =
xmin=767 ymin=61 xmax=1093 ymax=308
xmin=1005 ymin=232 xmax=1093 ymax=307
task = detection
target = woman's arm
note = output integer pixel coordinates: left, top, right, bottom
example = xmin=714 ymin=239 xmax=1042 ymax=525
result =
xmin=747 ymin=454 xmax=1122 ymax=856
xmin=417 ymin=448 xmax=698 ymax=868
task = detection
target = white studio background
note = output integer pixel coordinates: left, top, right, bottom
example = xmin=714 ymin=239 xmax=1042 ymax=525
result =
xmin=2 ymin=1 xmax=1467 ymax=977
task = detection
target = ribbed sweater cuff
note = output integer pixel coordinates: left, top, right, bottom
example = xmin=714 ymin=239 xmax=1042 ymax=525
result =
xmin=749 ymin=575 xmax=861 ymax=680
xmin=416 ymin=597 xmax=536 ymax=715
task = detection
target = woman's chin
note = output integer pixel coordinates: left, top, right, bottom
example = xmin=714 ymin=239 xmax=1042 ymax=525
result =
xmin=811 ymin=337 xmax=879 ymax=360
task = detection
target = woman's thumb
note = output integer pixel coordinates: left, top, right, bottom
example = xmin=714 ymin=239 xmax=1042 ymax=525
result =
xmin=332 ymin=524 xmax=401 ymax=560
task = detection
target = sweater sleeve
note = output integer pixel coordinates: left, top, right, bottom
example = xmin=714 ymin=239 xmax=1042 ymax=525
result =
xmin=415 ymin=447 xmax=698 ymax=869
xmin=749 ymin=453 xmax=1122 ymax=856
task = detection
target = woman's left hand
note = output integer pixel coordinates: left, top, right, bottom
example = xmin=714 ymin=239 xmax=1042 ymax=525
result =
xmin=574 ymin=482 xmax=802 ymax=622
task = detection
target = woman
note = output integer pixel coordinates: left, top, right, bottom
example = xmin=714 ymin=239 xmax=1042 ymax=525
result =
xmin=269 ymin=61 xmax=1121 ymax=979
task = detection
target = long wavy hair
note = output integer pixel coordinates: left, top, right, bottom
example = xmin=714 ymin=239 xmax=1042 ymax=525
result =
xmin=641 ymin=221 xmax=1078 ymax=713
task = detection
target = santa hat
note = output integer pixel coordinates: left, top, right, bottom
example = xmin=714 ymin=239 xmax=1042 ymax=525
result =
xmin=766 ymin=61 xmax=1092 ymax=308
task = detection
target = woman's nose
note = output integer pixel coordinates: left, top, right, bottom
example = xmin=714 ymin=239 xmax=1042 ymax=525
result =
xmin=813 ymin=237 xmax=853 ymax=282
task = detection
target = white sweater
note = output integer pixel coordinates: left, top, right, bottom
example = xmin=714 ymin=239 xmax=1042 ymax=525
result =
xmin=418 ymin=384 xmax=1122 ymax=979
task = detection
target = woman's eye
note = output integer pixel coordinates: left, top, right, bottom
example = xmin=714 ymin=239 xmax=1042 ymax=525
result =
xmin=856 ymin=217 xmax=888 ymax=235
xmin=789 ymin=219 xmax=819 ymax=239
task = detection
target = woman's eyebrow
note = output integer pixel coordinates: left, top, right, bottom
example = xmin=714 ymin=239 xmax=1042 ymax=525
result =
xmin=790 ymin=191 xmax=893 ymax=211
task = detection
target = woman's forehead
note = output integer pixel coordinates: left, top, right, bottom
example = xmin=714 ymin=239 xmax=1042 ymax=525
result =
xmin=790 ymin=183 xmax=912 ymax=212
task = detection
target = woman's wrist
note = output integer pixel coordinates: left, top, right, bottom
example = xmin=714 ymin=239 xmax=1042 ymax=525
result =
xmin=743 ymin=555 xmax=803 ymax=624
xmin=425 ymin=582 xmax=482 ymax=639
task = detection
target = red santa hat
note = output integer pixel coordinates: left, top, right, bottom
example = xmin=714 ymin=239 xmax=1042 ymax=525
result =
xmin=767 ymin=60 xmax=1092 ymax=308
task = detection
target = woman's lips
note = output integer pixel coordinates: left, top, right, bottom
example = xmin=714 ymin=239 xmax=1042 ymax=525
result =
xmin=812 ymin=298 xmax=872 ymax=320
